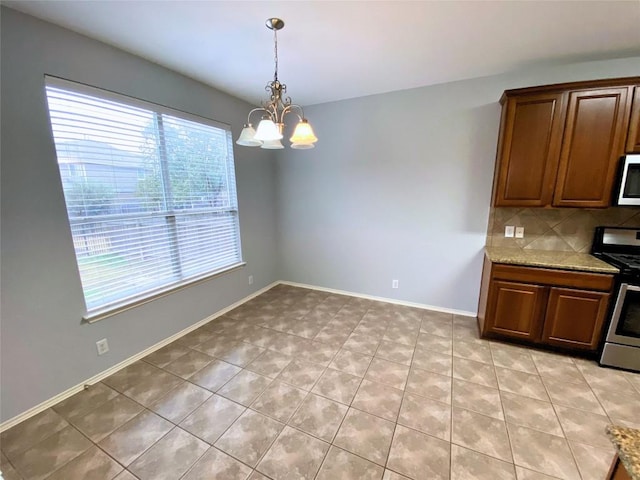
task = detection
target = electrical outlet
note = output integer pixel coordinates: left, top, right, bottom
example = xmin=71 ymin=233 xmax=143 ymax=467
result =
xmin=248 ymin=275 xmax=254 ymax=285
xmin=515 ymin=226 xmax=525 ymax=238
xmin=392 ymin=279 xmax=399 ymax=289
xmin=504 ymin=225 xmax=515 ymax=238
xmin=96 ymin=338 xmax=109 ymax=356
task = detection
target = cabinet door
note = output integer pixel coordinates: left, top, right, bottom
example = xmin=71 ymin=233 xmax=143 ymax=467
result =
xmin=553 ymin=87 xmax=632 ymax=207
xmin=494 ymin=93 xmax=565 ymax=206
xmin=485 ymin=280 xmax=547 ymax=341
xmin=627 ymin=86 xmax=640 ymax=153
xmin=608 ymin=456 xmax=633 ymax=480
xmin=542 ymin=288 xmax=610 ymax=351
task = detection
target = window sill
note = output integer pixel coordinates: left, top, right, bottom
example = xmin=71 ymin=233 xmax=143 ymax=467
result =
xmin=83 ymin=262 xmax=246 ymax=324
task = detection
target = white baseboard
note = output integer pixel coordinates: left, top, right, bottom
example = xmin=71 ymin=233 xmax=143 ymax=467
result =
xmin=0 ymin=281 xmax=279 ymax=433
xmin=280 ymin=280 xmax=477 ymax=317
xmin=1 ymin=279 xmax=475 ymax=432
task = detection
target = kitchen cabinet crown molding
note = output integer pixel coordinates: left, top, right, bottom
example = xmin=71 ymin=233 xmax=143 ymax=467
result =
xmin=500 ymin=76 xmax=640 ymax=105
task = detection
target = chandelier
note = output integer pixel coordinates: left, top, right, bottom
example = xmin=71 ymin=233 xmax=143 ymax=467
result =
xmin=236 ymin=18 xmax=318 ymax=150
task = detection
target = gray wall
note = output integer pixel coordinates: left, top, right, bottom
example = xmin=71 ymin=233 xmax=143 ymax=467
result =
xmin=0 ymin=8 xmax=279 ymax=422
xmin=276 ymin=56 xmax=640 ymax=313
xmin=2 ymin=6 xmax=640 ymax=423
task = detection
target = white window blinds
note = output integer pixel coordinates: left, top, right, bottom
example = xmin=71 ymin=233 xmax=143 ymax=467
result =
xmin=45 ymin=77 xmax=243 ymax=319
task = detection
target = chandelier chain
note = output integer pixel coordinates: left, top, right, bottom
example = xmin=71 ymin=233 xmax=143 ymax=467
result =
xmin=273 ymin=28 xmax=279 ymax=82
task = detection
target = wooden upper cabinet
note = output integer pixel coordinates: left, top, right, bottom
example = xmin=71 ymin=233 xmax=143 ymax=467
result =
xmin=492 ymin=78 xmax=640 ymax=208
xmin=541 ymin=287 xmax=610 ymax=351
xmin=627 ymin=86 xmax=640 ymax=153
xmin=494 ymin=93 xmax=565 ymax=206
xmin=553 ymin=87 xmax=632 ymax=207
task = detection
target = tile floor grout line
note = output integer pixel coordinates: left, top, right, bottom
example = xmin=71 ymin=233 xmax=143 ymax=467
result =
xmin=26 ymin=423 xmax=96 ymax=480
xmin=246 ymin=309 xmax=350 ymax=480
xmin=177 ymin=397 xmax=248 ymax=453
xmin=498 ymin=391 xmax=569 ymax=439
xmin=311 ymin=443 xmax=335 ymax=480
xmin=254 ymin=422 xmax=326 ymax=479
xmin=579 ymin=363 xmax=632 ymax=424
xmin=542 ymin=373 xmax=608 ymax=416
xmin=315 ymin=307 xmax=390 ymax=474
xmin=221 ymin=418 xmax=281 ymax=477
xmin=53 ymin=410 xmax=158 ymax=480
xmin=209 ymin=444 xmax=264 ymax=477
xmin=174 ymin=429 xmax=214 ymax=480
xmin=1 ymin=418 xmax=71 ymax=463
xmin=92 ymin=440 xmax=131 ymax=476
xmin=27 ymin=396 xmax=154 ymax=479
xmin=490 ymin=343 xmax=519 ymax=477
xmin=118 ymin=417 xmax=178 ymax=474
xmin=556 ymin=408 xmax=588 ymax=480
xmin=548 ymin=396 xmax=604 ymax=480
xmin=380 ymin=313 xmax=423 ymax=476
xmin=53 ymin=382 xmax=128 ymax=432
xmin=502 ymin=360 xmax=585 ymax=480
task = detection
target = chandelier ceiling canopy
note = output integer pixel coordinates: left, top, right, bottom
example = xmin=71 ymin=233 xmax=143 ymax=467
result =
xmin=236 ymin=18 xmax=318 ymax=150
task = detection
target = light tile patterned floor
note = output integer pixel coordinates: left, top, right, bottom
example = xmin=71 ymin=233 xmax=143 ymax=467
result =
xmin=2 ymin=284 xmax=640 ymax=480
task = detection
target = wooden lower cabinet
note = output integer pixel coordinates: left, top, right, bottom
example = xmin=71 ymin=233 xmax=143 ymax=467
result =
xmin=542 ymin=288 xmax=610 ymax=350
xmin=487 ymin=281 xmax=546 ymax=341
xmin=607 ymin=455 xmax=632 ymax=480
xmin=479 ymin=259 xmax=613 ymax=352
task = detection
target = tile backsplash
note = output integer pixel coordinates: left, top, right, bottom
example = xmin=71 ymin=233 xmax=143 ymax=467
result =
xmin=486 ymin=207 xmax=640 ymax=252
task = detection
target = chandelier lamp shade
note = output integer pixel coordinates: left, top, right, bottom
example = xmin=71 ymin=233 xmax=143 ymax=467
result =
xmin=236 ymin=18 xmax=318 ymax=150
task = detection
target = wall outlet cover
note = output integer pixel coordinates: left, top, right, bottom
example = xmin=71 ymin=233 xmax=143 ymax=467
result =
xmin=248 ymin=275 xmax=254 ymax=285
xmin=96 ymin=339 xmax=109 ymax=356
xmin=504 ymin=226 xmax=515 ymax=238
xmin=392 ymin=279 xmax=399 ymax=289
xmin=515 ymin=226 xmax=525 ymax=238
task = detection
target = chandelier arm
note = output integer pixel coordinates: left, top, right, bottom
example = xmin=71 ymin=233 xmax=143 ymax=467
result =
xmin=264 ymin=102 xmax=279 ymax=123
xmin=247 ymin=107 xmax=268 ymax=124
xmin=281 ymin=104 xmax=304 ymax=123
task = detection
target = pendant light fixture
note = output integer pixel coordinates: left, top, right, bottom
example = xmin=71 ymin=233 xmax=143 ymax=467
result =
xmin=236 ymin=18 xmax=318 ymax=150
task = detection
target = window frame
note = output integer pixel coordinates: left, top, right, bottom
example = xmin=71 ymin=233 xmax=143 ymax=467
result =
xmin=45 ymin=76 xmax=245 ymax=323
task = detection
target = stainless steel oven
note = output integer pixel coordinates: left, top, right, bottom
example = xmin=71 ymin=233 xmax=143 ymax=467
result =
xmin=601 ymin=283 xmax=640 ymax=371
xmin=608 ymin=284 xmax=640 ymax=347
xmin=592 ymin=226 xmax=640 ymax=371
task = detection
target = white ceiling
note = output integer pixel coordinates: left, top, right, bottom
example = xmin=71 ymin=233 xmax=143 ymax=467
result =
xmin=5 ymin=1 xmax=640 ymax=106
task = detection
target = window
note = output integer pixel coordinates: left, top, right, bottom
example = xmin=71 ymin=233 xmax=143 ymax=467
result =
xmin=45 ymin=77 xmax=243 ymax=320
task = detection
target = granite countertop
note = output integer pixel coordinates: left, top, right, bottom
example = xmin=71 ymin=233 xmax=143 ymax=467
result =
xmin=607 ymin=425 xmax=640 ymax=480
xmin=485 ymin=246 xmax=619 ymax=274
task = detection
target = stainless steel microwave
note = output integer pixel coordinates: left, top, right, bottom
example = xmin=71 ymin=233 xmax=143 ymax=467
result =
xmin=617 ymin=154 xmax=640 ymax=206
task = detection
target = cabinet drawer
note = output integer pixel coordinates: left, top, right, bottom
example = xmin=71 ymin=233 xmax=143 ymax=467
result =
xmin=492 ymin=264 xmax=613 ymax=291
